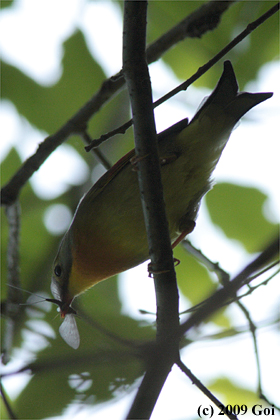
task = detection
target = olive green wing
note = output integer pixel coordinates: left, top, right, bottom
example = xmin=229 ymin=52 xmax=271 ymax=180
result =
xmin=86 ymin=118 xmax=189 ymax=202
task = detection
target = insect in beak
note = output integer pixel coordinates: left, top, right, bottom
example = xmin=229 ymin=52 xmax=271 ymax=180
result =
xmin=7 ymin=284 xmax=80 ymax=349
xmin=46 ymin=297 xmax=80 ymax=350
xmin=58 ymin=313 xmax=80 ymax=349
xmin=50 ymin=280 xmax=80 ymax=349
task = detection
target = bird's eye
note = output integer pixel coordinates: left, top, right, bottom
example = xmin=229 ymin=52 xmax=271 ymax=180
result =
xmin=54 ymin=265 xmax=62 ymax=277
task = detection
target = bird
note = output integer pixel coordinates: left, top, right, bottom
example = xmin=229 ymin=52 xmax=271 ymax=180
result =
xmin=50 ymin=60 xmax=272 ymax=348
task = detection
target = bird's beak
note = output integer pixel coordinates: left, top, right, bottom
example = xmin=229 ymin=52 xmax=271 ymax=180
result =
xmin=60 ymin=295 xmax=75 ymax=318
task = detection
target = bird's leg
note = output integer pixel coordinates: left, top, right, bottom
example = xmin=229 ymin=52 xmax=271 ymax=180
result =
xmin=172 ymin=220 xmax=196 ymax=249
xmin=147 ymin=220 xmax=195 ymax=277
xmin=148 ymin=258 xmax=180 ymax=277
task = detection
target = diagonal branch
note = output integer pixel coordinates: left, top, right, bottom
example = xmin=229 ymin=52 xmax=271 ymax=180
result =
xmin=176 ymin=359 xmax=238 ymax=420
xmin=85 ymin=0 xmax=280 ymax=150
xmin=146 ymin=0 xmax=237 ymax=63
xmin=1 ymin=0 xmax=238 ymax=206
xmin=182 ymin=240 xmax=264 ymax=400
xmin=179 ymin=236 xmax=279 ymax=337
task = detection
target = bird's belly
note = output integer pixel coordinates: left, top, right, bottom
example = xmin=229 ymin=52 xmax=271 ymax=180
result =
xmin=71 ymin=154 xmax=209 ymax=288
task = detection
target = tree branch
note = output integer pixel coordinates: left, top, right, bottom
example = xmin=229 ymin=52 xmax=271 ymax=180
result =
xmin=1 ymin=0 xmax=238 ymax=206
xmin=146 ymin=0 xmax=237 ymax=63
xmin=2 ymin=202 xmax=22 ymax=364
xmin=179 ymin=236 xmax=279 ymax=336
xmin=176 ymin=359 xmax=238 ymax=420
xmin=122 ymin=2 xmax=179 ymax=419
xmin=182 ymin=239 xmax=264 ymax=400
xmin=85 ymin=0 xmax=280 ymax=150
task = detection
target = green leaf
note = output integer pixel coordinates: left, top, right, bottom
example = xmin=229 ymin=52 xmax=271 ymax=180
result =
xmin=174 ymin=245 xmax=215 ymax=305
xmin=14 ymin=345 xmax=143 ymax=419
xmin=0 ymin=1 xmax=14 ymax=10
xmin=146 ymin=1 xmax=279 ymax=88
xmin=13 ymin=277 xmax=153 ymax=419
xmin=1 ymin=3 xmax=279 ymax=418
xmin=1 ymin=149 xmax=61 ymax=347
xmin=209 ymin=377 xmax=261 ymax=406
xmin=1 ymin=30 xmax=106 ymax=135
xmin=175 ymin=245 xmax=232 ymax=329
xmin=205 ymin=183 xmax=277 ymax=253
xmin=77 ymin=276 xmax=155 ymax=342
xmin=211 ymin=310 xmax=232 ymax=330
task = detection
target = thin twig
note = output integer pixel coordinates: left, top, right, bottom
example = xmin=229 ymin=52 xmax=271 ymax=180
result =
xmin=152 ymin=2 xmax=280 ymax=107
xmin=85 ymin=1 xmax=280 ymax=151
xmin=197 ymin=315 xmax=280 ymax=342
xmin=179 ymin=236 xmax=279 ymax=336
xmin=1 ymin=0 xmax=238 ymax=206
xmin=243 ymin=260 xmax=279 ymax=285
xmin=180 ymin=237 xmax=279 ymax=410
xmin=81 ymin=131 xmax=112 ymax=169
xmin=146 ymin=0 xmax=237 ymax=63
xmin=0 ymin=349 xmax=142 ymax=379
xmin=182 ymin=239 xmax=229 ymax=283
xmin=2 ymin=202 xmax=22 ymax=364
xmin=180 ymin=261 xmax=279 ymax=315
xmin=176 ymin=359 xmax=238 ymax=420
xmin=182 ymin=240 xmax=264 ymax=402
xmin=77 ymin=307 xmax=145 ymax=352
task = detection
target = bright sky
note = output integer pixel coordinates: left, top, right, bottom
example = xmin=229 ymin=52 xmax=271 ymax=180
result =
xmin=1 ymin=1 xmax=279 ymax=419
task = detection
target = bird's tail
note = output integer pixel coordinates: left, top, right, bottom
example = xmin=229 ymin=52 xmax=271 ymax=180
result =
xmin=192 ymin=61 xmax=273 ymax=126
